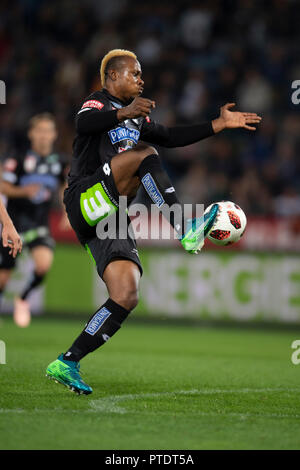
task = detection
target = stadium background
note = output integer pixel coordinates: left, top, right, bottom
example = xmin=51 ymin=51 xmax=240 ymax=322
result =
xmin=0 ymin=0 xmax=299 ymax=323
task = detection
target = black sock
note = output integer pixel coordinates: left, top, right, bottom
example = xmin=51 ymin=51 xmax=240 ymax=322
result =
xmin=138 ymin=154 xmax=184 ymax=235
xmin=21 ymin=271 xmax=45 ymax=300
xmin=63 ymin=298 xmax=130 ymax=362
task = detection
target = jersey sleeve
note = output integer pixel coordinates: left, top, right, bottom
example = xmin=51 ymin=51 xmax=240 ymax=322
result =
xmin=1 ymin=156 xmax=20 ymax=184
xmin=140 ymin=118 xmax=215 ymax=148
xmin=75 ymin=93 xmax=119 ymax=135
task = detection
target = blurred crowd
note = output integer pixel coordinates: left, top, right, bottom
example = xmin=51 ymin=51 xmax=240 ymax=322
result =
xmin=0 ymin=0 xmax=299 ymax=216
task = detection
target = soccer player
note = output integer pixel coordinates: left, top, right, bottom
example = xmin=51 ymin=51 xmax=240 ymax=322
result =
xmin=46 ymin=49 xmax=261 ymax=394
xmin=0 ymin=113 xmax=68 ymax=327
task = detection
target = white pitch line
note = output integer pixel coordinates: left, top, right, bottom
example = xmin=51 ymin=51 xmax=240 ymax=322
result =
xmin=89 ymin=388 xmax=300 ymax=415
xmin=0 ymin=408 xmax=25 ymax=413
xmin=1 ymin=388 xmax=300 ymax=418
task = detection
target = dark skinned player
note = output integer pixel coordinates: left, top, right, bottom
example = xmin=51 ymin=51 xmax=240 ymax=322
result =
xmin=46 ymin=49 xmax=261 ymax=394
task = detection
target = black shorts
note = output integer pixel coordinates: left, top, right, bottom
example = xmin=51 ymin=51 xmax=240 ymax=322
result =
xmin=0 ymin=228 xmax=55 ymax=270
xmin=64 ymin=162 xmax=143 ymax=279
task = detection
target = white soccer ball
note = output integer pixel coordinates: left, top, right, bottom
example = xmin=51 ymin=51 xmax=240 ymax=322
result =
xmin=204 ymin=201 xmax=247 ymax=246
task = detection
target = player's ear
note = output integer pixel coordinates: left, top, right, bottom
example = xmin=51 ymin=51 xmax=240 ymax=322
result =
xmin=110 ymin=69 xmax=118 ymax=82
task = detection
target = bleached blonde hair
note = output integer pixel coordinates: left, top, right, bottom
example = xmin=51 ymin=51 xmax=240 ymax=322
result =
xmin=100 ymin=49 xmax=137 ymax=87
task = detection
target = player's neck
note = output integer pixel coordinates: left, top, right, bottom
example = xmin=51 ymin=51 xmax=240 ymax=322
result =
xmin=104 ymin=85 xmax=128 ymax=104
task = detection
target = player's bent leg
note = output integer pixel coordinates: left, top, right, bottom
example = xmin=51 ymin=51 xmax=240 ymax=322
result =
xmin=110 ymin=142 xmax=158 ymax=197
xmin=112 ymin=143 xmax=187 ymax=236
xmin=46 ymin=258 xmax=141 ymax=395
xmin=63 ymin=259 xmax=140 ymax=362
xmin=46 ymin=296 xmax=131 ymax=395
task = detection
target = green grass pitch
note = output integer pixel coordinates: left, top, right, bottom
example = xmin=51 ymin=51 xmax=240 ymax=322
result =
xmin=0 ymin=316 xmax=300 ymax=450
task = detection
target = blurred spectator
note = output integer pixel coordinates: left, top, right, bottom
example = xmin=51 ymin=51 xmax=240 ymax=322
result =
xmin=274 ymin=186 xmax=300 ymax=217
xmin=177 ymin=70 xmax=207 ymax=119
xmin=237 ymin=68 xmax=273 ymax=113
xmin=180 ymin=3 xmax=214 ymax=49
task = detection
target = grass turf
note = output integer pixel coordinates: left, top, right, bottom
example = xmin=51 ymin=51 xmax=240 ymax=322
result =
xmin=0 ymin=316 xmax=300 ymax=450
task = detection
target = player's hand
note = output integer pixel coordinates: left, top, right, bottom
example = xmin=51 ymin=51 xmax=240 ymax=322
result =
xmin=118 ymin=97 xmax=155 ymax=120
xmin=22 ymin=183 xmax=41 ymax=199
xmin=1 ymin=218 xmax=22 ymax=258
xmin=212 ymin=103 xmax=262 ymax=133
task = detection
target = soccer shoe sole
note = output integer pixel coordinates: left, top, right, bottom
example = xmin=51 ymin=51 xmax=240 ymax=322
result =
xmin=45 ymin=373 xmax=92 ymax=395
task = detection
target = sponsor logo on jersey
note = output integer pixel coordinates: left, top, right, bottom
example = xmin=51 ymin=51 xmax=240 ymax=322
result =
xmin=118 ymin=142 xmax=135 ymax=153
xmin=81 ymin=100 xmax=104 ymax=111
xmin=165 ymin=186 xmax=175 ymax=193
xmin=103 ymin=163 xmax=111 ymax=175
xmin=85 ymin=307 xmax=112 ymax=336
xmin=141 ymin=173 xmax=165 ymax=208
xmin=110 ymin=101 xmax=122 ymax=109
xmin=108 ymin=126 xmax=140 ymax=145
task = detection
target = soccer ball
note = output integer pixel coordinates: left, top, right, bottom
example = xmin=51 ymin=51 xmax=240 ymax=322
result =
xmin=204 ymin=201 xmax=247 ymax=246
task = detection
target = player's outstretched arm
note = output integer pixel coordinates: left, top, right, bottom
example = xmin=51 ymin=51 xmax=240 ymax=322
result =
xmin=140 ymin=102 xmax=262 ymax=148
xmin=0 ymin=199 xmax=22 ymax=257
xmin=212 ymin=103 xmax=262 ymax=133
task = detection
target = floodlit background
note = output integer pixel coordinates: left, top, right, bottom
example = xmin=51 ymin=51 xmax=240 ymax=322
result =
xmin=0 ymin=0 xmax=299 ymax=322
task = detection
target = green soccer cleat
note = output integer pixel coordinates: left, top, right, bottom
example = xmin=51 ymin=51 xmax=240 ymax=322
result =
xmin=180 ymin=203 xmax=219 ymax=254
xmin=46 ymin=354 xmax=92 ymax=395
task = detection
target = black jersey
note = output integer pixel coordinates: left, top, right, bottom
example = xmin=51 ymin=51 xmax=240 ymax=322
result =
xmin=2 ymin=150 xmax=67 ymax=232
xmin=68 ymin=88 xmax=214 ymax=187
